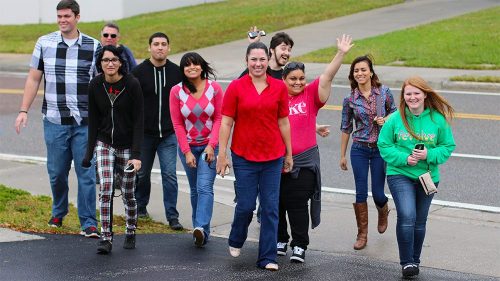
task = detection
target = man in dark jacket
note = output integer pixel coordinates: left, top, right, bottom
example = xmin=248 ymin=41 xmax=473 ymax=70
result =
xmin=131 ymin=32 xmax=183 ymax=230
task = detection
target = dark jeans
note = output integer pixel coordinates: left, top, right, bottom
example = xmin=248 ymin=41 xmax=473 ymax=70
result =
xmin=278 ymin=168 xmax=315 ymax=250
xmin=228 ymin=152 xmax=283 ymax=268
xmin=387 ymin=175 xmax=436 ymax=266
xmin=135 ymin=134 xmax=179 ymax=221
xmin=350 ymin=142 xmax=388 ymax=207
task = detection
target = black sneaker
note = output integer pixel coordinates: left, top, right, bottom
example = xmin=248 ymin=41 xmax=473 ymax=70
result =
xmin=290 ymin=246 xmax=305 ymax=263
xmin=48 ymin=217 xmax=63 ymax=228
xmin=402 ymin=264 xmax=419 ymax=278
xmin=97 ymin=240 xmax=112 ymax=254
xmin=80 ymin=226 xmax=100 ymax=238
xmin=169 ymin=219 xmax=183 ymax=231
xmin=137 ymin=206 xmax=149 ymax=218
xmin=123 ymin=234 xmax=136 ymax=249
xmin=193 ymin=227 xmax=205 ymax=248
xmin=277 ymin=242 xmax=288 ymax=256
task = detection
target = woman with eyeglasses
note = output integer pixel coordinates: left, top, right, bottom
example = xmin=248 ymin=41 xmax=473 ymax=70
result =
xmin=378 ymin=76 xmax=455 ymax=278
xmin=277 ymin=35 xmax=353 ymax=263
xmin=169 ymin=52 xmax=223 ymax=248
xmin=83 ymin=45 xmax=144 ymax=254
xmin=216 ymin=42 xmax=293 ymax=271
xmin=340 ymin=55 xmax=397 ymax=251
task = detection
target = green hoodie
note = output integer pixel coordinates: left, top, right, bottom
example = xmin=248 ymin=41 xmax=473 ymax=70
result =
xmin=377 ymin=108 xmax=456 ymax=182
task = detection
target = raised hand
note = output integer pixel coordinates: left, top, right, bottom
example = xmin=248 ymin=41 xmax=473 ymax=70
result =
xmin=337 ymin=34 xmax=354 ymax=55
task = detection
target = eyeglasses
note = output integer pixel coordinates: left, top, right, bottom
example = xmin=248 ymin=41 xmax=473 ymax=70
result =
xmin=101 ymin=57 xmax=120 ymax=64
xmin=284 ymin=62 xmax=305 ymax=71
xmin=102 ymin=33 xmax=117 ymax=38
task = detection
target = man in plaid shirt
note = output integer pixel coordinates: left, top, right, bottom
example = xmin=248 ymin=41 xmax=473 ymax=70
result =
xmin=15 ymin=0 xmax=101 ymax=238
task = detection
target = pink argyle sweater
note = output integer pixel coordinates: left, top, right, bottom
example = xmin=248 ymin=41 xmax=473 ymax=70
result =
xmin=169 ymin=80 xmax=223 ymax=154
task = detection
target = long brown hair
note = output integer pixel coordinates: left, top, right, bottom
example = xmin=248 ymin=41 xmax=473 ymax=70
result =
xmin=399 ymin=76 xmax=455 ymax=140
xmin=348 ymin=55 xmax=381 ymax=91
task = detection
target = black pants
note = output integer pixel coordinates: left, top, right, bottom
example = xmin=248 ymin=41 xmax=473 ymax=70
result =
xmin=277 ymin=168 xmax=315 ymax=249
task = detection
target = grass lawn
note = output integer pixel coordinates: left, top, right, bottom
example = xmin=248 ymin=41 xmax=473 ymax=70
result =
xmin=296 ymin=6 xmax=500 ymax=70
xmin=0 ymin=0 xmax=402 ymax=57
xmin=0 ymin=184 xmax=178 ymax=235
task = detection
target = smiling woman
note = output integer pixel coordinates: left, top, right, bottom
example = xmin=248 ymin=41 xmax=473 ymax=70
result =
xmin=84 ymin=44 xmax=144 ymax=254
xmin=216 ymin=41 xmax=292 ymax=271
xmin=277 ymin=34 xmax=353 ymax=264
xmin=377 ymin=76 xmax=456 ymax=278
xmin=169 ymin=51 xmax=223 ymax=248
xmin=340 ymin=54 xmax=397 ymax=251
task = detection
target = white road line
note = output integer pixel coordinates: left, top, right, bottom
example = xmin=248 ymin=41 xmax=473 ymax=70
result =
xmin=451 ymin=153 xmax=500 ymax=160
xmin=2 ymin=153 xmax=498 ymax=213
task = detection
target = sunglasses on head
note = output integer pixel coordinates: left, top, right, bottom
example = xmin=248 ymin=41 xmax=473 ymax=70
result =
xmin=284 ymin=62 xmax=305 ymax=71
xmin=102 ymin=33 xmax=117 ymax=38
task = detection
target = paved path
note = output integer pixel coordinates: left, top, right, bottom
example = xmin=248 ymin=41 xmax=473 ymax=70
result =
xmin=0 ymin=158 xmax=499 ymax=279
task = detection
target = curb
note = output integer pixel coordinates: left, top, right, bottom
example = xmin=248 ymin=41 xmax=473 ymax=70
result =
xmin=442 ymin=80 xmax=500 ymax=92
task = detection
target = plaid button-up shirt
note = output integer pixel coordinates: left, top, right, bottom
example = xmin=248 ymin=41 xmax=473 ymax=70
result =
xmin=30 ymin=30 xmax=101 ymax=125
xmin=340 ymin=85 xmax=397 ymax=143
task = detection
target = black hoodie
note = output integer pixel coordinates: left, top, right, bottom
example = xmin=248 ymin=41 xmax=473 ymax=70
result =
xmin=132 ymin=59 xmax=182 ymax=138
xmin=82 ymin=73 xmax=144 ymax=167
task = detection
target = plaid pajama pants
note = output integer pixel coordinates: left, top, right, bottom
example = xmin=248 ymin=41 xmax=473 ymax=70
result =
xmin=95 ymin=140 xmax=137 ymax=240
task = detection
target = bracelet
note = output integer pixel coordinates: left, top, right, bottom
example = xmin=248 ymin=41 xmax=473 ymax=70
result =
xmin=19 ymin=110 xmax=28 ymax=114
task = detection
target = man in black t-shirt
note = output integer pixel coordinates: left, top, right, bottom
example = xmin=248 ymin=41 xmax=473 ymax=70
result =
xmin=239 ymin=29 xmax=294 ymax=79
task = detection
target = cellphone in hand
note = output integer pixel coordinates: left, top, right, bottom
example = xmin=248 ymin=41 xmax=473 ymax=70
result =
xmin=415 ymin=143 xmax=425 ymax=150
xmin=124 ymin=163 xmax=135 ymax=172
xmin=248 ymin=30 xmax=266 ymax=39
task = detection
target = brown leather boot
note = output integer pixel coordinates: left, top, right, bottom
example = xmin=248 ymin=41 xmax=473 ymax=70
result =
xmin=353 ymin=202 xmax=368 ymax=250
xmin=376 ymin=203 xmax=390 ymax=234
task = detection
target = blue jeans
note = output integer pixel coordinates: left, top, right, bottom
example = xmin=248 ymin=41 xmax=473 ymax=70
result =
xmin=136 ymin=134 xmax=179 ymax=221
xmin=229 ymin=152 xmax=283 ymax=268
xmin=350 ymin=142 xmax=388 ymax=206
xmin=178 ymin=145 xmax=217 ymax=241
xmin=43 ymin=119 xmax=97 ymax=229
xmin=387 ymin=175 xmax=437 ymax=266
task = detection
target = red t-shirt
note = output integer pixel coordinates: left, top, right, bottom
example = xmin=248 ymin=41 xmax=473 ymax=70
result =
xmin=222 ymin=75 xmax=289 ymax=162
xmin=288 ymin=78 xmax=325 ymax=155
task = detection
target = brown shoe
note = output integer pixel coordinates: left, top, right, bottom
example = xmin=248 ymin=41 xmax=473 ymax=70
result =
xmin=376 ymin=203 xmax=390 ymax=234
xmin=353 ymin=202 xmax=368 ymax=250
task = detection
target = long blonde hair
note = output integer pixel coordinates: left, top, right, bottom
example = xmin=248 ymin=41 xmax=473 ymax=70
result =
xmin=399 ymin=76 xmax=455 ymax=140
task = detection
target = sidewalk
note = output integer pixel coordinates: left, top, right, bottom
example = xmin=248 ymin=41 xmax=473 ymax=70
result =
xmin=1 ymin=0 xmax=499 ymax=91
xmin=0 ymin=157 xmax=499 ymax=279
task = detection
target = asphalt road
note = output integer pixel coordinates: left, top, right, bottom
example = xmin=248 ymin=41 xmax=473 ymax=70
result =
xmin=0 ymin=233 xmax=496 ymax=281
xmin=1 ymin=74 xmax=499 ymax=207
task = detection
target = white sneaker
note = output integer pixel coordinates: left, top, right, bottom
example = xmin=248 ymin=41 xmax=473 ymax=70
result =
xmin=229 ymin=246 xmax=241 ymax=257
xmin=264 ymin=263 xmax=279 ymax=271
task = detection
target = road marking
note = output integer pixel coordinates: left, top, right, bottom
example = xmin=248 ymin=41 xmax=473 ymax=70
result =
xmin=1 ymin=153 xmax=498 ymax=213
xmin=452 ymin=153 xmax=500 ymax=160
xmin=0 ymin=88 xmax=43 ymax=95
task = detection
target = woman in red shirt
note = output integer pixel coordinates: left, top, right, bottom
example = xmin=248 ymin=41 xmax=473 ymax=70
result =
xmin=217 ymin=42 xmax=293 ymax=271
xmin=170 ymin=52 xmax=223 ymax=248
